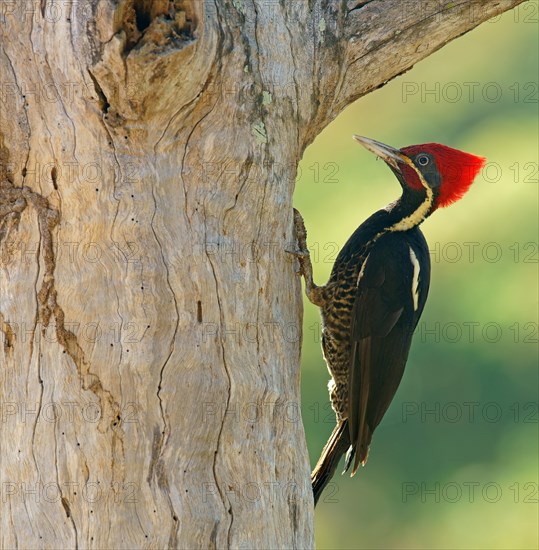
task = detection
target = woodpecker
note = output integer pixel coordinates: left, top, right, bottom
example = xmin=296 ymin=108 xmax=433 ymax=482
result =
xmin=292 ymin=136 xmax=485 ymax=506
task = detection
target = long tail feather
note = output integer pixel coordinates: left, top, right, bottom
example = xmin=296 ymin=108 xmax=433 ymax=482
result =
xmin=311 ymin=420 xmax=350 ymax=506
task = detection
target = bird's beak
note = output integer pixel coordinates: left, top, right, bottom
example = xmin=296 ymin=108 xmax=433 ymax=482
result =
xmin=353 ymin=135 xmax=408 ymax=171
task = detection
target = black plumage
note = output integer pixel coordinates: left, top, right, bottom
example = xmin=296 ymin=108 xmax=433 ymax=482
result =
xmin=292 ymin=136 xmax=484 ymax=506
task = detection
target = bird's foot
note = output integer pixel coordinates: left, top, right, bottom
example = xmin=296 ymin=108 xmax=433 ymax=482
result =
xmin=288 ymin=208 xmax=326 ymax=307
xmin=285 ymin=247 xmax=310 ymax=276
xmin=292 ymin=208 xmax=309 ymax=251
xmin=287 ymin=208 xmax=313 ymax=279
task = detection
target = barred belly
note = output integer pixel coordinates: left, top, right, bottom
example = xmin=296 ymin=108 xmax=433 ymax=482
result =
xmin=320 ymin=254 xmax=366 ymax=420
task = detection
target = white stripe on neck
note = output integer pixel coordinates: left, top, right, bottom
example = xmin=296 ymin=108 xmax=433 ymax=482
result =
xmin=388 ymin=158 xmax=433 ymax=232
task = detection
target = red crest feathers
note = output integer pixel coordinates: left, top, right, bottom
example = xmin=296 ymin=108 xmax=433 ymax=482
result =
xmin=401 ymin=143 xmax=486 ymax=208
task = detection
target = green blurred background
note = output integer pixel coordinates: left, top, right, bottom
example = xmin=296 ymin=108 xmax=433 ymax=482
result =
xmin=294 ymin=7 xmax=538 ymax=549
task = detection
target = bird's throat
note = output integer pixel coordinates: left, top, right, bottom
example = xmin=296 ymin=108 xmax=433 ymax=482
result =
xmin=386 ymin=185 xmax=434 ymax=232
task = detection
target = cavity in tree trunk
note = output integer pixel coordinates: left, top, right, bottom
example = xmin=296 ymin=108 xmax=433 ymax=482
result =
xmin=0 ymin=0 xmax=525 ymax=547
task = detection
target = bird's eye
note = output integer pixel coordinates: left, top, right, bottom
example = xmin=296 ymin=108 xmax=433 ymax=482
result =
xmin=417 ymin=155 xmax=430 ymax=166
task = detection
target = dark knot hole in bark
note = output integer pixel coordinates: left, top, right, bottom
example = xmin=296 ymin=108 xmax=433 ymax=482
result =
xmin=134 ymin=2 xmax=152 ymax=33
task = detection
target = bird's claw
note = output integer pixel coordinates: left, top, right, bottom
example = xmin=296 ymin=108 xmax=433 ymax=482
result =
xmin=285 ymin=248 xmax=310 ymax=259
xmin=285 ymin=248 xmax=309 ymax=276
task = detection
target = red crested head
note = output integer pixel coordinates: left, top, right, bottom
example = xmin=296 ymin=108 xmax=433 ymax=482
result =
xmin=353 ymin=136 xmax=486 ymax=225
xmin=400 ymin=143 xmax=486 ymax=209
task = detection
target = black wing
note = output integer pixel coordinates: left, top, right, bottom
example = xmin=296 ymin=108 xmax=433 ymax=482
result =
xmin=347 ymin=230 xmax=430 ymax=475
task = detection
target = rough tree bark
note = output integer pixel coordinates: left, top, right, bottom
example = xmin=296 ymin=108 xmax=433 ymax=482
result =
xmin=0 ymin=0 xmax=525 ymax=547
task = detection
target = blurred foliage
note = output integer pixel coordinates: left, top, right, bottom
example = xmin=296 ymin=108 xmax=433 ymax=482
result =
xmin=294 ymin=7 xmax=538 ymax=549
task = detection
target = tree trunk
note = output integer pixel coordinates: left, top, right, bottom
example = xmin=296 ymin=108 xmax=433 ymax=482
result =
xmin=0 ymin=0 xmax=525 ymax=547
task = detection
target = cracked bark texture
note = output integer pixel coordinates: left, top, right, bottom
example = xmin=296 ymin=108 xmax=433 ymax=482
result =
xmin=0 ymin=0 xmax=525 ymax=547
